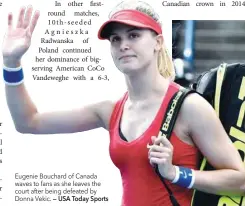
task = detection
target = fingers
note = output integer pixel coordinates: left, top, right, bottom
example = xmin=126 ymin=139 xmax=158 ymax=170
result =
xmin=147 ymin=135 xmax=173 ymax=149
xmin=154 ymin=135 xmax=173 ymax=149
xmin=147 ymin=136 xmax=173 ymax=166
xmin=148 ymin=145 xmax=171 ymax=153
xmin=146 ymin=136 xmax=157 ymax=149
xmin=17 ymin=7 xmax=25 ymax=28
xmin=149 ymin=151 xmax=170 ymax=159
xmin=148 ymin=146 xmax=171 ymax=167
xmin=151 ymin=135 xmax=157 ymax=143
xmin=150 ymin=157 xmax=167 ymax=165
xmin=149 ymin=149 xmax=169 ymax=165
xmin=23 ymin=6 xmax=33 ymax=29
xmin=8 ymin=13 xmax=13 ymax=28
xmin=13 ymin=6 xmax=39 ymax=35
xmin=29 ymin=10 xmax=40 ymax=34
xmin=16 ymin=6 xmax=37 ymax=29
xmin=148 ymin=145 xmax=171 ymax=164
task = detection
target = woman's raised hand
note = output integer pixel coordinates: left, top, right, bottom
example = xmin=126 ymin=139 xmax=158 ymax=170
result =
xmin=2 ymin=6 xmax=40 ymax=67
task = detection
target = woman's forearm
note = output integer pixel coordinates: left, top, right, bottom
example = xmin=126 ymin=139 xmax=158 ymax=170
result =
xmin=193 ymin=169 xmax=245 ymax=196
xmin=4 ymin=59 xmax=38 ymax=132
xmin=5 ymin=83 xmax=38 ymax=133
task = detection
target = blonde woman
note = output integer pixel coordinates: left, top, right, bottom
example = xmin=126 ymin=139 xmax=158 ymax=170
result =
xmin=3 ymin=1 xmax=245 ymax=206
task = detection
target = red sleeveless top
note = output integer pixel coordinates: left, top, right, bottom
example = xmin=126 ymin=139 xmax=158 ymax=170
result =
xmin=109 ymin=82 xmax=199 ymax=206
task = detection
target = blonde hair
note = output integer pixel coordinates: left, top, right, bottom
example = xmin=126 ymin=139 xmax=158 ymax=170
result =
xmin=110 ymin=0 xmax=176 ymax=80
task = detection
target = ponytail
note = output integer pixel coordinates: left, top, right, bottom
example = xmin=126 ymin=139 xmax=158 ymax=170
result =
xmin=157 ymin=45 xmax=175 ymax=80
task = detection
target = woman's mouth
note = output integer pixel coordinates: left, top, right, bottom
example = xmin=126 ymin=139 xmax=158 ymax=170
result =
xmin=119 ymin=55 xmax=136 ymax=60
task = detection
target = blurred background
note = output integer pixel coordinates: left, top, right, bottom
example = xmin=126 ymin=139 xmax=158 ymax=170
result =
xmin=172 ymin=20 xmax=245 ymax=87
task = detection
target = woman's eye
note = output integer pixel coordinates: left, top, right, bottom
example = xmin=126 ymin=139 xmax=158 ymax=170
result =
xmin=110 ymin=36 xmax=120 ymax=42
xmin=129 ymin=33 xmax=139 ymax=39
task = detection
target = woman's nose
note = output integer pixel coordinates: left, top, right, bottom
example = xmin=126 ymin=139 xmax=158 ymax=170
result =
xmin=120 ymin=39 xmax=130 ymax=51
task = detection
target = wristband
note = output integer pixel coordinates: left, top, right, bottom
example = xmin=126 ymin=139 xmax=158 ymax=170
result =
xmin=3 ymin=66 xmax=24 ymax=86
xmin=171 ymin=166 xmax=180 ymax=183
xmin=171 ymin=166 xmax=195 ymax=189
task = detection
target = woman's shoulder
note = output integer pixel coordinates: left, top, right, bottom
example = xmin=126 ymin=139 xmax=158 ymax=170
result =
xmin=181 ymin=90 xmax=213 ymax=115
xmin=178 ymin=89 xmax=218 ymax=131
xmin=170 ymin=82 xmax=209 ymax=109
xmin=96 ymin=92 xmax=128 ymax=130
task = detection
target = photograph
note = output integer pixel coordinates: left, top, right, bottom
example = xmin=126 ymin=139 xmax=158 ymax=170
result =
xmin=0 ymin=1 xmax=245 ymax=206
xmin=173 ymin=20 xmax=245 ymax=206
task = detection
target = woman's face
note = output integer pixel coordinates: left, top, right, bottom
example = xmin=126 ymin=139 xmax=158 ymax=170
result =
xmin=109 ymin=23 xmax=160 ymax=75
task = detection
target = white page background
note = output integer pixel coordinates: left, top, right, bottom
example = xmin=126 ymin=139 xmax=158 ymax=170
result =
xmin=0 ymin=0 xmax=171 ymax=205
xmin=1 ymin=0 xmax=243 ymax=205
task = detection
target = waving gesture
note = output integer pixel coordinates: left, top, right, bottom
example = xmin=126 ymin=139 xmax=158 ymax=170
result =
xmin=2 ymin=6 xmax=40 ymax=67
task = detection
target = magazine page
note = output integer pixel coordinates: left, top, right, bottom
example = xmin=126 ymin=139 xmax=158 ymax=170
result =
xmin=0 ymin=0 xmax=245 ymax=206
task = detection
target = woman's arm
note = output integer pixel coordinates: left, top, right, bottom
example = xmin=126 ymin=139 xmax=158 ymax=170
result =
xmin=182 ymin=93 xmax=245 ymax=195
xmin=149 ymin=93 xmax=245 ymax=195
xmin=6 ymin=83 xmax=114 ymax=134
xmin=3 ymin=7 xmax=114 ymax=134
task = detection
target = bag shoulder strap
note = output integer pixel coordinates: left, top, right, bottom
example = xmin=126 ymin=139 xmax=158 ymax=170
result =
xmin=155 ymin=87 xmax=196 ymax=206
xmin=160 ymin=88 xmax=196 ymax=139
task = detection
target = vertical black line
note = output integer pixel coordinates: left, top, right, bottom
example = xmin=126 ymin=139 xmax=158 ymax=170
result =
xmin=239 ymin=196 xmax=243 ymax=206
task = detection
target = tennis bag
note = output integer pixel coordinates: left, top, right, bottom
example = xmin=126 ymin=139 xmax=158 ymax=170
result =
xmin=190 ymin=62 xmax=245 ymax=206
